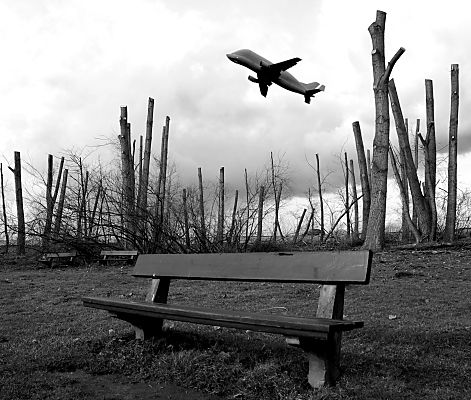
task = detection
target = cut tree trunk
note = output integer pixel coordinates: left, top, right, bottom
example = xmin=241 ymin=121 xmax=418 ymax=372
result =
xmin=1 ymin=163 xmax=9 ymax=253
xmin=444 ymin=64 xmax=459 ymax=242
xmin=400 ymin=148 xmax=409 ymax=241
xmin=316 ymin=153 xmax=325 ymax=243
xmin=389 ymin=79 xmax=431 ymax=239
xmin=217 ymin=167 xmax=225 ymax=244
xmin=182 ymin=188 xmax=191 ymax=251
xmin=9 ymin=151 xmax=25 ymax=255
xmin=293 ymin=208 xmax=307 ymax=245
xmin=349 ymin=159 xmax=359 ymax=240
xmin=352 ymin=121 xmax=370 ymax=241
xmin=138 ymin=97 xmax=154 ymax=231
xmin=424 ymin=80 xmax=437 ymax=240
xmin=228 ymin=190 xmax=238 ymax=246
xmin=344 ymin=152 xmax=350 ymax=239
xmin=119 ymin=106 xmax=135 ymax=247
xmin=198 ymin=167 xmax=207 ymax=251
xmin=155 ymin=117 xmax=170 ymax=246
xmin=53 ymin=169 xmax=68 ymax=236
xmin=256 ymin=186 xmax=265 ymax=245
xmin=389 ymin=146 xmax=420 ymax=244
xmin=363 ymin=10 xmax=405 ymax=251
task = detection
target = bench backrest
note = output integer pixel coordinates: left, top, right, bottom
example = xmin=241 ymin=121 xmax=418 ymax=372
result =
xmin=45 ymin=251 xmax=77 ymax=258
xmin=101 ymin=250 xmax=138 ymax=256
xmin=133 ymin=251 xmax=372 ymax=284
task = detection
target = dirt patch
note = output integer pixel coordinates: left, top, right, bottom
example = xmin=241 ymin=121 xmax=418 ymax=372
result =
xmin=52 ymin=371 xmax=222 ymax=399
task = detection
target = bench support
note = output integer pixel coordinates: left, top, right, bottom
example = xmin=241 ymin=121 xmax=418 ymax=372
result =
xmin=287 ymin=284 xmax=346 ymax=388
xmin=134 ymin=278 xmax=170 ymax=340
xmin=312 ymin=284 xmax=345 ymax=387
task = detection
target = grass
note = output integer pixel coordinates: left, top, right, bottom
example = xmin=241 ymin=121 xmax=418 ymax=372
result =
xmin=1 ymin=247 xmax=470 ymax=399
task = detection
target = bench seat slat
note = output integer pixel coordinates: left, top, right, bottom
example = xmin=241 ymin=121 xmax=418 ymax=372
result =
xmin=132 ymin=251 xmax=372 ymax=284
xmin=83 ymin=296 xmax=363 ymax=338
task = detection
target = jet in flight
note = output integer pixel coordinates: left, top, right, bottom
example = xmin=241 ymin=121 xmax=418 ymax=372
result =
xmin=226 ymin=49 xmax=325 ymax=104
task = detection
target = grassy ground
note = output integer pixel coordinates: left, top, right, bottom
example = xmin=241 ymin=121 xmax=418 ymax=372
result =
xmin=1 ymin=247 xmax=470 ymax=399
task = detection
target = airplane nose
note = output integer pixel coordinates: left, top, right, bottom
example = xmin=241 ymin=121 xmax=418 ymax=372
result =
xmin=226 ymin=53 xmax=236 ymax=62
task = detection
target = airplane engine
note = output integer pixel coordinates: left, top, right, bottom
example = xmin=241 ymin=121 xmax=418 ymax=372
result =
xmin=248 ymin=75 xmax=259 ymax=83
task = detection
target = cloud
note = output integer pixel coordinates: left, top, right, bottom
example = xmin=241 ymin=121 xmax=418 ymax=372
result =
xmin=2 ymin=0 xmax=471 ymax=207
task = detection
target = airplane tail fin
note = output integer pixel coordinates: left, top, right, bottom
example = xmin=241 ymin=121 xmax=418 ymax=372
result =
xmin=303 ymin=82 xmax=325 ymax=104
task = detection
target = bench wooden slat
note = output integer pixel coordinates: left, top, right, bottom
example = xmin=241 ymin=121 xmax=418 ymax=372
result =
xmin=83 ymin=296 xmax=363 ymax=339
xmin=133 ymin=251 xmax=372 ymax=284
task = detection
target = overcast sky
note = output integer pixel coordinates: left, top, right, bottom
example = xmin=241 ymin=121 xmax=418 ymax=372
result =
xmin=1 ymin=0 xmax=469 ymax=203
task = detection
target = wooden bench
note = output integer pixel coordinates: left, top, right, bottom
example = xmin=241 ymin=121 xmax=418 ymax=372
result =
xmin=99 ymin=250 xmax=138 ymax=265
xmin=39 ymin=251 xmax=78 ymax=267
xmin=83 ymin=250 xmax=372 ymax=388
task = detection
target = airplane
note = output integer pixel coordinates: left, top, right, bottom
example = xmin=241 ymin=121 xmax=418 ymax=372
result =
xmin=226 ymin=49 xmax=325 ymax=104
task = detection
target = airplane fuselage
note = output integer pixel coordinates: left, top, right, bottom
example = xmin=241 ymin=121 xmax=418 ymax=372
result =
xmin=227 ymin=49 xmax=305 ymax=95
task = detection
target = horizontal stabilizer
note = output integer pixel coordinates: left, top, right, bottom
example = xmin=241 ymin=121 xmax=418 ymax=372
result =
xmin=304 ymin=84 xmax=325 ymax=104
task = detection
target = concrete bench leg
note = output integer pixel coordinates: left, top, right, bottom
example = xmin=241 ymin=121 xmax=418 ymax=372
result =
xmin=297 ymin=334 xmax=342 ymax=388
xmin=133 ymin=320 xmax=164 ymax=340
xmin=131 ymin=277 xmax=171 ymax=340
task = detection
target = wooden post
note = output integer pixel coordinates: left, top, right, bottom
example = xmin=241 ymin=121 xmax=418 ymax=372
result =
xmin=444 ymin=64 xmax=459 ymax=243
xmin=1 ymin=163 xmax=9 ymax=253
xmin=256 ymin=186 xmax=265 ymax=245
xmin=9 ymin=152 xmax=25 ymax=255
xmin=352 ymin=121 xmax=371 ymax=241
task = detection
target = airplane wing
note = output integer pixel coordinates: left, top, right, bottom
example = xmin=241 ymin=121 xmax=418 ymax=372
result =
xmin=264 ymin=57 xmax=301 ymax=74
